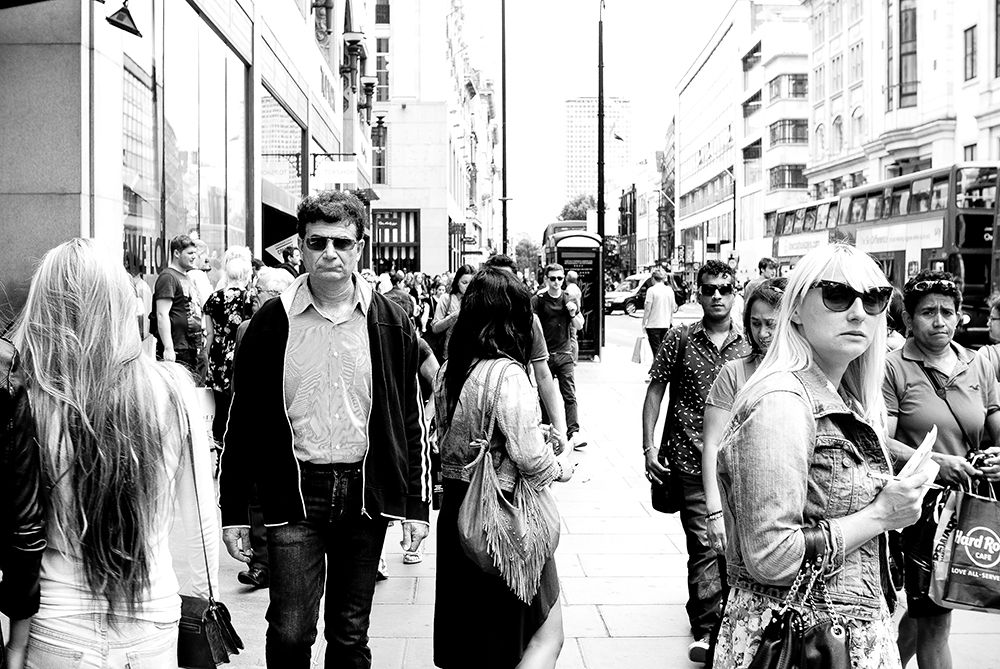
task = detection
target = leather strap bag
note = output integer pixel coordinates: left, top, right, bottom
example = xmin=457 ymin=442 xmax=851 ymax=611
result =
xmin=455 ymin=358 xmax=561 ymax=604
xmin=748 ymin=525 xmax=851 ymax=669
xmin=650 ymin=325 xmax=688 ymax=514
xmin=177 ymin=421 xmax=244 ymax=668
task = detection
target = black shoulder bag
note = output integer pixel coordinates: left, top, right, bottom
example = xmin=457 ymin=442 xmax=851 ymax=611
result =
xmin=651 ymin=325 xmax=689 ymax=514
xmin=748 ymin=525 xmax=851 ymax=669
xmin=178 ymin=424 xmax=244 ymax=668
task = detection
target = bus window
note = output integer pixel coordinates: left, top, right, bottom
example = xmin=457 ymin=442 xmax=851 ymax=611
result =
xmin=793 ymin=208 xmax=806 ymax=232
xmin=827 ymin=202 xmax=839 ymax=228
xmin=765 ymin=211 xmax=777 ymax=236
xmin=850 ymin=196 xmax=867 ymax=223
xmin=957 ymin=166 xmax=998 ymax=209
xmin=803 ymin=206 xmax=817 ymax=231
xmin=910 ymin=177 xmax=932 ymax=213
xmin=930 ymin=176 xmax=949 ymax=210
xmin=865 ymin=193 xmax=883 ymax=221
xmin=838 ymin=197 xmax=850 ymax=225
xmin=889 ymin=185 xmax=910 ymax=216
xmin=816 ymin=202 xmax=831 ymax=229
xmin=957 ymin=213 xmax=994 ymax=249
xmin=783 ymin=211 xmax=795 ymax=234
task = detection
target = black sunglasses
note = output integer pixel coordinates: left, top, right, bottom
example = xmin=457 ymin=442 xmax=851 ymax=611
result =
xmin=547 ymin=275 xmax=564 ymax=281
xmin=909 ymin=279 xmax=959 ymax=294
xmin=304 ymin=236 xmax=359 ymax=252
xmin=812 ymin=280 xmax=892 ymax=315
xmin=699 ymin=284 xmax=734 ymax=297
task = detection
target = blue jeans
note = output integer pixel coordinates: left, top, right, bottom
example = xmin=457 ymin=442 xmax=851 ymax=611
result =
xmin=265 ymin=462 xmax=388 ymax=669
xmin=26 ymin=614 xmax=176 ymax=668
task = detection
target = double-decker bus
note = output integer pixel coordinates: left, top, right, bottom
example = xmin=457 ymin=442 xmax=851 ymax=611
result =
xmin=766 ymin=163 xmax=1000 ymax=345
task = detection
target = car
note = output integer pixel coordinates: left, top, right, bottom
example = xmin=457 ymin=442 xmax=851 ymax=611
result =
xmin=604 ymin=272 xmax=686 ymax=315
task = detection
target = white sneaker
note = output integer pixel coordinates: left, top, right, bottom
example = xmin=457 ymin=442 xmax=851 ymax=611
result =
xmin=688 ymin=636 xmax=710 ymax=664
xmin=570 ymin=431 xmax=589 ymax=450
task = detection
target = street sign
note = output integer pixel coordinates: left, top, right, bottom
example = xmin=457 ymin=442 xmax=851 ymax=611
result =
xmin=312 ymin=159 xmax=357 ymax=191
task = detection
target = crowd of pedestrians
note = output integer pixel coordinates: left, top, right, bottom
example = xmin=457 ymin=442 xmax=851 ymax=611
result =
xmin=641 ymin=245 xmax=1000 ymax=669
xmin=3 ymin=187 xmax=1000 ymax=669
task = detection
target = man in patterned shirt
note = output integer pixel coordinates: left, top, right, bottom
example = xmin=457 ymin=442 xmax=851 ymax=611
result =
xmin=640 ymin=259 xmax=750 ymax=665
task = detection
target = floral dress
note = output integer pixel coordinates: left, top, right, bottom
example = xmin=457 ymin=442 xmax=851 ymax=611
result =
xmin=714 ymin=586 xmax=900 ymax=669
xmin=203 ymin=287 xmax=255 ymax=393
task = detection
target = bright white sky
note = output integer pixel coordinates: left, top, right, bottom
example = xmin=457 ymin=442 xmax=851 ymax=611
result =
xmin=463 ymin=0 xmax=735 ymax=243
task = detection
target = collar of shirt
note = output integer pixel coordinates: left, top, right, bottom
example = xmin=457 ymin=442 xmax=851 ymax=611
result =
xmin=690 ymin=318 xmax=744 ymax=350
xmin=901 ymin=337 xmax=974 ymax=376
xmin=286 ymin=272 xmax=372 ymax=319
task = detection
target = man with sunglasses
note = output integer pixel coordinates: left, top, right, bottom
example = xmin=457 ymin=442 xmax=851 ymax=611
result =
xmin=641 ymin=259 xmax=750 ymax=664
xmin=533 ymin=263 xmax=586 ymax=449
xmin=219 ymin=190 xmax=430 ymax=668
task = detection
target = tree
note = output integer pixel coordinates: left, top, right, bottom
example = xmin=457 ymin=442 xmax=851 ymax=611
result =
xmin=558 ymin=194 xmax=596 ymax=221
xmin=514 ymin=237 xmax=541 ymax=277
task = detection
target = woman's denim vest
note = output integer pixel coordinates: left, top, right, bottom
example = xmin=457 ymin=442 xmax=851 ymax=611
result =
xmin=718 ymin=364 xmax=896 ymax=621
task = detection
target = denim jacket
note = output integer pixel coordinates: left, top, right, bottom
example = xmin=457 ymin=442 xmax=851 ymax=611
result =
xmin=717 ymin=364 xmax=895 ymax=621
xmin=434 ymin=358 xmax=559 ymax=492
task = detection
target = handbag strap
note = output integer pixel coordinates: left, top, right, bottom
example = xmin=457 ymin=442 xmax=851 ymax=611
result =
xmin=778 ymin=525 xmax=827 ymax=613
xmin=478 ymin=358 xmax=515 ymax=445
xmin=919 ymin=364 xmax=976 ymax=453
xmin=181 ymin=400 xmax=216 ymax=603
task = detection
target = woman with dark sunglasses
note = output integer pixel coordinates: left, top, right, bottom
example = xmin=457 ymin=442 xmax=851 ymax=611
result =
xmin=713 ymin=244 xmax=937 ymax=669
xmin=884 ymin=270 xmax=1000 ymax=669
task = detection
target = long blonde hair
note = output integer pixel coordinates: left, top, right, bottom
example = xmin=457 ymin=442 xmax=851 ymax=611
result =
xmin=738 ymin=243 xmax=890 ymax=432
xmin=14 ymin=238 xmax=190 ymax=615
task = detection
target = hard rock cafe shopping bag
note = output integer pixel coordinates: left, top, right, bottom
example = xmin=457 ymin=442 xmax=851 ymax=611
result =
xmin=930 ymin=486 xmax=1000 ymax=614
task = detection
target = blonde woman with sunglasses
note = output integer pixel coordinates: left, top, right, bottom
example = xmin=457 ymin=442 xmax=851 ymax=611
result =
xmin=713 ymin=244 xmax=938 ymax=669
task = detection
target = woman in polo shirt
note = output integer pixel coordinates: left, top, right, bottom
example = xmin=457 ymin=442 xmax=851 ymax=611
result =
xmin=884 ymin=270 xmax=1000 ymax=669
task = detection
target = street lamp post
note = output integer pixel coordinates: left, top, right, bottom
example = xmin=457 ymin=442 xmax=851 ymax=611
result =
xmin=596 ymin=0 xmax=605 ymax=356
xmin=501 ymin=0 xmax=509 ymax=254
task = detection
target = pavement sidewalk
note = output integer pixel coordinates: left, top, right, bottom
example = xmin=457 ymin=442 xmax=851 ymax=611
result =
xmin=216 ymin=315 xmax=1000 ymax=668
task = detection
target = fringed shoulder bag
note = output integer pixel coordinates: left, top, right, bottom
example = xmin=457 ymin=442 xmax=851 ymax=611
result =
xmin=456 ymin=358 xmax=561 ymax=604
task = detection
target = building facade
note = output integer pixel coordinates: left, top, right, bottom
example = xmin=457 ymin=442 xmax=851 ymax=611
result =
xmin=0 ymin=0 xmax=378 ymax=325
xmin=369 ymin=0 xmax=498 ymax=274
xmin=806 ymin=0 xmax=1000 ymax=196
xmin=675 ymin=0 xmax=809 ymax=282
xmin=565 ymin=96 xmax=633 ymax=208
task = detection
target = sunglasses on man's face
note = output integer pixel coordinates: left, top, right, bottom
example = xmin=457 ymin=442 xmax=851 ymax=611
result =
xmin=699 ymin=284 xmax=734 ymax=297
xmin=812 ymin=280 xmax=892 ymax=315
xmin=910 ymin=279 xmax=959 ymax=294
xmin=303 ymin=235 xmax=359 ymax=252
xmin=547 ymin=275 xmax=564 ymax=282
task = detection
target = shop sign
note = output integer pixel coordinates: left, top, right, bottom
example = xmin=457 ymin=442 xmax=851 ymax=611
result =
xmin=313 ymin=159 xmax=357 ymax=191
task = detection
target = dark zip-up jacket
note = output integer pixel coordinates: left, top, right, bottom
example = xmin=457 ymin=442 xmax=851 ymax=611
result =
xmin=219 ymin=276 xmax=431 ymax=528
xmin=0 ymin=338 xmax=46 ymax=620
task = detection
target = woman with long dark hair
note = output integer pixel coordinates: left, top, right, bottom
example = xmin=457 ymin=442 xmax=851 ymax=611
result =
xmin=433 ymin=267 xmax=574 ymax=669
xmin=431 ymin=263 xmax=475 ymax=359
xmin=701 ymin=277 xmax=786 ymax=556
xmin=14 ymin=239 xmax=218 ymax=666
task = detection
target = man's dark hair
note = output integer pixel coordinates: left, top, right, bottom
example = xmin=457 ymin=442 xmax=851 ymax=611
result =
xmin=903 ymin=269 xmax=962 ymax=315
xmin=758 ymin=257 xmax=777 ymax=272
xmin=544 ymin=262 xmax=564 ymax=277
xmin=450 ymin=265 xmax=477 ymax=294
xmin=282 ymin=246 xmax=298 ymax=262
xmin=443 ymin=267 xmax=533 ymax=423
xmin=296 ymin=190 xmax=368 ymax=239
xmin=697 ymin=260 xmax=734 ymax=286
xmin=169 ymin=235 xmax=196 ymax=257
xmin=484 ymin=254 xmax=517 ymax=271
xmin=251 ymin=257 xmax=264 ymax=272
